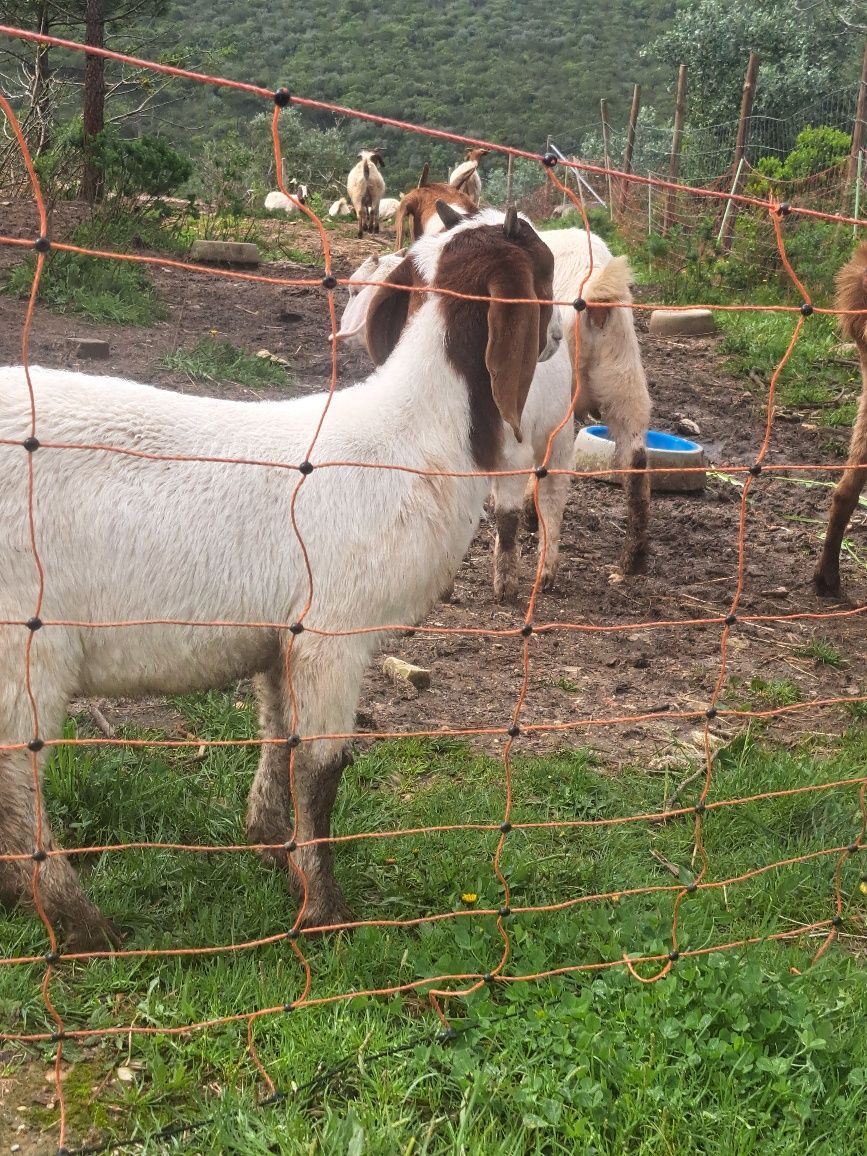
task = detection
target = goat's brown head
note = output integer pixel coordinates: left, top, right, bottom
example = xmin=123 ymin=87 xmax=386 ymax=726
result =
xmin=365 ymin=205 xmax=559 ymax=468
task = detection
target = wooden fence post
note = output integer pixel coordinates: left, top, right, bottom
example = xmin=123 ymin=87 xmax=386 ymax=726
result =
xmin=720 ymin=51 xmax=759 ymax=253
xmin=845 ymin=40 xmax=867 ymax=214
xmin=600 ymin=98 xmax=613 ymax=218
xmin=618 ymin=83 xmax=641 ymax=217
xmin=663 ymin=65 xmax=687 ymax=235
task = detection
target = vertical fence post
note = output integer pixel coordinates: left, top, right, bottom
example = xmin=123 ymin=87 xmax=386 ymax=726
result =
xmin=855 ymin=150 xmax=864 ymax=237
xmin=600 ymin=98 xmax=613 ymax=219
xmin=648 ymin=178 xmax=653 ymax=237
xmin=618 ymin=83 xmax=641 ymax=217
xmin=846 ymin=40 xmax=867 ymax=215
xmin=663 ymin=64 xmax=687 ymax=235
xmin=717 ymin=157 xmax=747 ymax=247
xmin=720 ymin=51 xmax=759 ymax=253
xmin=505 ymin=153 xmax=513 ymax=206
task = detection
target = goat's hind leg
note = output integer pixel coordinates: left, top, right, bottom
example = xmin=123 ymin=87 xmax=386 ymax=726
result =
xmin=814 ymin=393 xmax=867 ymax=596
xmin=609 ymin=420 xmax=650 ymax=575
xmin=247 ymin=643 xmax=362 ymax=930
xmin=534 ymin=421 xmax=573 ymax=591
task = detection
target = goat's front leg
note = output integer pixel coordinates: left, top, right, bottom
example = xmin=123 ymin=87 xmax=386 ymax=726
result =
xmin=814 ymin=395 xmax=867 ymax=596
xmin=491 ymin=443 xmax=534 ymax=602
xmin=533 ymin=420 xmax=573 ymax=590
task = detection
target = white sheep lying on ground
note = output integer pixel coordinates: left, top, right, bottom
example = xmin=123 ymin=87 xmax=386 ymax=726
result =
xmin=378 ymin=196 xmax=401 ymax=221
xmin=338 ymin=207 xmax=649 ymax=594
xmin=328 ymin=197 xmax=352 ymax=218
xmin=0 ymin=206 xmax=560 ymax=949
xmin=264 ymin=183 xmax=309 ymax=214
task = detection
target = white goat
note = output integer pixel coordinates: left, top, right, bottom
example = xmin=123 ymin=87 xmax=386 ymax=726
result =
xmin=0 ymin=207 xmax=559 ymax=949
xmin=544 ymin=227 xmax=651 ymax=573
xmin=340 ymin=207 xmax=648 ymax=594
xmin=264 ymin=182 xmax=309 ymax=214
xmin=346 ymin=149 xmax=386 ymax=237
xmin=328 ymin=197 xmax=352 ymax=218
xmin=448 ymin=148 xmax=489 ymax=206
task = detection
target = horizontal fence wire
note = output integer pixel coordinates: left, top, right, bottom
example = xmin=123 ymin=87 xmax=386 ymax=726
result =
xmin=1 ymin=24 xmax=866 ymax=1151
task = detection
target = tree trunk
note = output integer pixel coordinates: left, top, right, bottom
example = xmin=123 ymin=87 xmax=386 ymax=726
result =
xmin=81 ymin=0 xmax=106 ymax=203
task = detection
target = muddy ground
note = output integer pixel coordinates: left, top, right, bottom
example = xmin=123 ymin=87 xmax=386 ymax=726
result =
xmin=0 ymin=199 xmax=865 ymax=773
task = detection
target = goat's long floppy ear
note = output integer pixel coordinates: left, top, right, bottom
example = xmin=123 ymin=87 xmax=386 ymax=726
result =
xmin=366 ymin=257 xmax=421 ymax=365
xmin=485 ymin=259 xmax=540 ymax=443
xmin=435 ymin=199 xmax=464 ymax=230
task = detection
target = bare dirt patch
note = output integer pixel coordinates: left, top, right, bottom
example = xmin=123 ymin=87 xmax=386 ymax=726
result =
xmin=1 ymin=200 xmax=865 ymax=767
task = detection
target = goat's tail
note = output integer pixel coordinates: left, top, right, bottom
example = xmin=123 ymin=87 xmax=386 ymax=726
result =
xmin=836 ymin=241 xmax=867 ymax=352
xmin=583 ymin=255 xmax=633 ymax=304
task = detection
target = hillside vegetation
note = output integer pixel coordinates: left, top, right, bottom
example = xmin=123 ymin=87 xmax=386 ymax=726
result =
xmin=138 ymin=0 xmax=678 ymax=186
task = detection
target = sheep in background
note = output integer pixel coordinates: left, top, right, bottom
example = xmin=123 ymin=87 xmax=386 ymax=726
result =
xmin=0 ymin=207 xmax=560 ymax=948
xmin=328 ymin=197 xmax=352 ymax=218
xmin=814 ymin=241 xmax=867 ymax=596
xmin=264 ymin=182 xmax=309 ymax=214
xmin=449 ymin=147 xmax=489 ymax=206
xmin=543 ymin=227 xmax=651 ymax=575
xmin=378 ymin=196 xmax=401 ymax=221
xmin=346 ymin=148 xmax=386 ymax=237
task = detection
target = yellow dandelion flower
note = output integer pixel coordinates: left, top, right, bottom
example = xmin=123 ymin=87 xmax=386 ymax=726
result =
xmin=610 ymin=893 xmax=621 ymax=904
xmin=859 ymin=879 xmax=867 ymax=896
xmin=461 ymin=892 xmax=478 ymax=905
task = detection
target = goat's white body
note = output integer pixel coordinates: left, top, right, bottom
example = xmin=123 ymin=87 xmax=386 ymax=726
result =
xmin=328 ymin=197 xmax=352 ymax=218
xmin=0 ymin=346 xmax=487 ymax=703
xmin=448 ymin=160 xmax=482 ymax=205
xmin=347 ymin=153 xmax=386 ymax=234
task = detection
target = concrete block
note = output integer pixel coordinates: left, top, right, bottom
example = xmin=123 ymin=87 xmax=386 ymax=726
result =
xmin=189 ymin=240 xmax=260 ymax=266
xmin=68 ymin=337 xmax=110 ymax=359
xmin=649 ymin=308 xmax=716 ymax=337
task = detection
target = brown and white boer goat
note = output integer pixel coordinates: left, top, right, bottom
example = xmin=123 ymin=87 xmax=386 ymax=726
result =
xmin=393 ymin=179 xmax=478 ymax=248
xmin=0 ymin=207 xmax=560 ymax=949
xmin=814 ymin=241 xmax=867 ymax=596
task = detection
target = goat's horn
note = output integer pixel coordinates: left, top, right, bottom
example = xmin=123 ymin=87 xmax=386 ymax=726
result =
xmin=435 ymin=200 xmax=465 ymax=230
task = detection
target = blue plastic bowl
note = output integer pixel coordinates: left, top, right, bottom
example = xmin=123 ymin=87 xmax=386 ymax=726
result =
xmin=585 ymin=425 xmax=702 ymax=454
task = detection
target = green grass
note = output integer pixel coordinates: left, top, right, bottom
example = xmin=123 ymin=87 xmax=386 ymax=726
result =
xmin=2 ymin=211 xmax=192 ymax=326
xmin=160 ymin=337 xmax=294 ymax=388
xmin=794 ymin=637 xmax=848 ymax=670
xmin=1 ymin=695 xmax=865 ymax=1153
xmin=716 ymin=310 xmax=859 ymax=432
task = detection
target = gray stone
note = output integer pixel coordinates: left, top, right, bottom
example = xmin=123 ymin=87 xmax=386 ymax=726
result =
xmin=68 ymin=337 xmax=110 ymax=359
xmin=189 ymin=240 xmax=260 ymax=266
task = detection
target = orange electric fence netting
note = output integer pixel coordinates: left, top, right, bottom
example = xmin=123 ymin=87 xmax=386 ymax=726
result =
xmin=0 ymin=25 xmax=866 ymax=1152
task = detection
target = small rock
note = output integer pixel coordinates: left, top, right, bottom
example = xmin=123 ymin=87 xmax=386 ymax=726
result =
xmin=383 ymin=655 xmax=431 ymax=691
xmin=676 ymin=417 xmax=701 ymax=437
xmin=762 ymin=586 xmax=789 ymax=598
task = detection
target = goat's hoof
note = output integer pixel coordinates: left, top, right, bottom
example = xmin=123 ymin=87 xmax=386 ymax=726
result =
xmin=296 ymin=896 xmax=355 ymax=934
xmin=64 ymin=916 xmax=123 ymax=955
xmin=620 ymin=549 xmax=649 ymax=577
xmin=813 ymin=569 xmax=841 ymax=598
xmin=540 ymin=569 xmax=558 ymax=592
xmin=494 ymin=581 xmax=519 ymax=604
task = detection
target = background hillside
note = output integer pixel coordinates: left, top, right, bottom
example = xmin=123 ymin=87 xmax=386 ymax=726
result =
xmin=136 ymin=0 xmax=679 ymax=187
